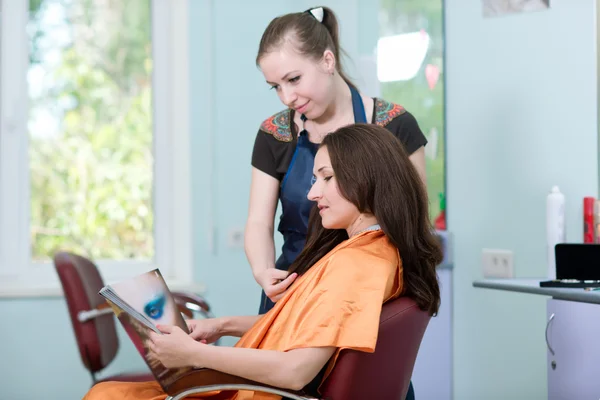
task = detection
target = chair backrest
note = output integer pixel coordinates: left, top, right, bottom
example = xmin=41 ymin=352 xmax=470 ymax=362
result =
xmin=320 ymin=296 xmax=431 ymax=400
xmin=54 ymin=251 xmax=119 ymax=374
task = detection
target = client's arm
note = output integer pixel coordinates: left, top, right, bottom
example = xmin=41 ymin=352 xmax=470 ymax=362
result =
xmin=219 ymin=315 xmax=262 ymax=337
xmin=193 ymin=344 xmax=335 ymax=391
xmin=149 ymin=326 xmax=335 ymax=391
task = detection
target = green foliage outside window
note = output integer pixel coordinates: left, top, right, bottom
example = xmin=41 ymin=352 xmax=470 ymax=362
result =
xmin=28 ymin=0 xmax=154 ymax=261
xmin=379 ymin=0 xmax=445 ymax=223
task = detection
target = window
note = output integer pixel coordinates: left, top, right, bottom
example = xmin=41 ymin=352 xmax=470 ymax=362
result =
xmin=377 ymin=0 xmax=446 ymax=228
xmin=0 ymin=0 xmax=192 ymax=295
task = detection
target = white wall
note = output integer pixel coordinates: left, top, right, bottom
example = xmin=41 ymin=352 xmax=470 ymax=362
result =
xmin=446 ymin=1 xmax=599 ymax=398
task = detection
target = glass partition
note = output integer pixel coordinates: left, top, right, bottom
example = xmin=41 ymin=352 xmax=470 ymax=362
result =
xmin=378 ymin=0 xmax=446 ymax=227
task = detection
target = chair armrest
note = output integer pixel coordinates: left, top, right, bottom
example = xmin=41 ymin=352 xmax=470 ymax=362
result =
xmin=172 ymin=291 xmax=214 ymax=319
xmin=77 ymin=301 xmax=113 ymax=322
xmin=164 ymin=368 xmax=319 ymax=400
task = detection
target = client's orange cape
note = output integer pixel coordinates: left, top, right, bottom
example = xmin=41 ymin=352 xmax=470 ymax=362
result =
xmin=83 ymin=230 xmax=403 ymax=400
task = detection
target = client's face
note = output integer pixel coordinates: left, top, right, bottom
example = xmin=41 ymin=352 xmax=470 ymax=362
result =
xmin=308 ymin=146 xmax=360 ymax=230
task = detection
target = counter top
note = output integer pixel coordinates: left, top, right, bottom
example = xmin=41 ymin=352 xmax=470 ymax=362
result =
xmin=473 ymin=278 xmax=600 ymax=305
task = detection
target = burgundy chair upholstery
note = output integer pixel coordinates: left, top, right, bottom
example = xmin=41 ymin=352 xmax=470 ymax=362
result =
xmin=53 ymin=251 xmax=214 ymax=385
xmin=162 ymin=296 xmax=431 ymax=400
xmin=320 ymin=296 xmax=430 ymax=399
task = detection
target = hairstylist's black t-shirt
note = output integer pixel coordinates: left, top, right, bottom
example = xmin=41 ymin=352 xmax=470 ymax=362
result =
xmin=251 ymin=98 xmax=428 ymax=181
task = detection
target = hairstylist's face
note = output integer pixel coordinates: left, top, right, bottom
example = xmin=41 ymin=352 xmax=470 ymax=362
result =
xmin=308 ymin=146 xmax=360 ymax=231
xmin=259 ymin=42 xmax=334 ymax=120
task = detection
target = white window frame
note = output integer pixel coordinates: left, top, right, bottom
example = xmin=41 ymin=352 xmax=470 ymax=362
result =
xmin=0 ymin=0 xmax=194 ymax=296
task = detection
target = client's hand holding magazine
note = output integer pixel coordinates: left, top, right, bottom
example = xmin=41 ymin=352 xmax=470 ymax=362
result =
xmin=99 ymin=269 xmax=192 ymax=390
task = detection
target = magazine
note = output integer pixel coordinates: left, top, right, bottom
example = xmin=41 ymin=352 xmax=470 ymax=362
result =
xmin=99 ymin=269 xmax=192 ymax=389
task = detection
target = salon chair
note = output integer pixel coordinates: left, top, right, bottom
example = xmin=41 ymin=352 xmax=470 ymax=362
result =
xmin=161 ymin=296 xmax=430 ymax=400
xmin=53 ymin=251 xmax=215 ymax=385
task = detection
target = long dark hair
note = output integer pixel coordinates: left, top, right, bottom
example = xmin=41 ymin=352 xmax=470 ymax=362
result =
xmin=288 ymin=124 xmax=443 ymax=316
xmin=256 ymin=6 xmax=356 ymax=89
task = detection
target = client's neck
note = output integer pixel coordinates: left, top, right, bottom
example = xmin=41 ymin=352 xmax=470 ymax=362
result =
xmin=346 ymin=215 xmax=379 ymax=237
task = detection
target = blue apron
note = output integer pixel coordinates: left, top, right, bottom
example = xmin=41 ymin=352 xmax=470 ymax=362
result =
xmin=258 ymin=85 xmax=367 ymax=314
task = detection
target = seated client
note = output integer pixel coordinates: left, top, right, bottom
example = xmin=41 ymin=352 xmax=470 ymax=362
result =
xmin=83 ymin=123 xmax=442 ymax=400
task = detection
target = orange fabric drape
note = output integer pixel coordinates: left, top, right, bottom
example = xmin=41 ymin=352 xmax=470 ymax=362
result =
xmin=83 ymin=230 xmax=402 ymax=400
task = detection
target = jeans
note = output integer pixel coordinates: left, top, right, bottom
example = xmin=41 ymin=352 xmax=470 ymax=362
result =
xmin=405 ymin=381 xmax=415 ymax=400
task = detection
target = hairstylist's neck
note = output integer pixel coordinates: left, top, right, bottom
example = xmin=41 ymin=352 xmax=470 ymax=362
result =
xmin=314 ymin=73 xmax=353 ymax=125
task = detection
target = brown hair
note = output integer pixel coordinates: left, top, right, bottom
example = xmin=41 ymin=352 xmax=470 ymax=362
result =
xmin=256 ymin=6 xmax=355 ymax=89
xmin=288 ymin=124 xmax=443 ymax=316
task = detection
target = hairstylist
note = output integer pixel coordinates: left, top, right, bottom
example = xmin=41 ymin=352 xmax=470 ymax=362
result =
xmin=245 ymin=8 xmax=429 ymax=399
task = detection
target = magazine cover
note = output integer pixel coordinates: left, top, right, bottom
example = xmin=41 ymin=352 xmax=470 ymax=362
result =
xmin=101 ymin=269 xmax=193 ymax=389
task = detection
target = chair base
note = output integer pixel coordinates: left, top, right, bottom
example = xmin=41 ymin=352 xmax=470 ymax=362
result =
xmin=165 ymin=384 xmax=318 ymax=400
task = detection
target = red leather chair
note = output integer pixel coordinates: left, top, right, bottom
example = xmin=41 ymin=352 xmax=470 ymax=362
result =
xmin=161 ymin=296 xmax=431 ymax=400
xmin=53 ymin=251 xmax=214 ymax=386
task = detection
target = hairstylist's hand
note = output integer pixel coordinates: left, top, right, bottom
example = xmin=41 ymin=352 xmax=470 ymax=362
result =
xmin=186 ymin=318 xmax=223 ymax=344
xmin=256 ymin=268 xmax=298 ymax=303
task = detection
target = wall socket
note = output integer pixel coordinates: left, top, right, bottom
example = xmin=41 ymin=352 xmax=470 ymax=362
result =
xmin=227 ymin=228 xmax=245 ymax=249
xmin=482 ymin=248 xmax=514 ymax=278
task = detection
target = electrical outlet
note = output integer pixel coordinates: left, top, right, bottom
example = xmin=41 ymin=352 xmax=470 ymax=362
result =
xmin=227 ymin=228 xmax=245 ymax=249
xmin=482 ymin=248 xmax=514 ymax=278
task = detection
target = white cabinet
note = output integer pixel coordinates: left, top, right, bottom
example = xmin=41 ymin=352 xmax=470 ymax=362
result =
xmin=546 ymin=299 xmax=600 ymax=400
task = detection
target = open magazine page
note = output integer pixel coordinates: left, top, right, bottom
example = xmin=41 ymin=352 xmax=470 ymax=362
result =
xmin=107 ymin=300 xmax=193 ymax=389
xmin=106 ymin=269 xmax=189 ymax=333
xmin=99 ymin=287 xmax=159 ymax=333
xmin=100 ymin=269 xmax=193 ymax=390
